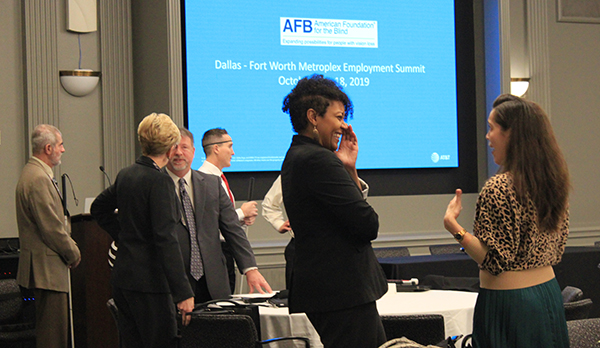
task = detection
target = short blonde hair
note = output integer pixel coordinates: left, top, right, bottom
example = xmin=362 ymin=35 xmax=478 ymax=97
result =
xmin=137 ymin=113 xmax=181 ymax=156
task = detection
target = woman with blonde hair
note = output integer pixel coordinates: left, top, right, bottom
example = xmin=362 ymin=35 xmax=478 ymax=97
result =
xmin=92 ymin=113 xmax=194 ymax=348
xmin=444 ymin=94 xmax=570 ymax=347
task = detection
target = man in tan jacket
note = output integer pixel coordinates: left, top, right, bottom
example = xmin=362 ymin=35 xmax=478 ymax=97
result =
xmin=15 ymin=124 xmax=81 ymax=348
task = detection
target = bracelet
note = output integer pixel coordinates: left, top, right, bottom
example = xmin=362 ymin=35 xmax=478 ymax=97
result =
xmin=453 ymin=229 xmax=467 ymax=242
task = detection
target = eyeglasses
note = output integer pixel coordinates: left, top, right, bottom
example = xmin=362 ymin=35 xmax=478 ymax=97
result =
xmin=202 ymin=140 xmax=232 ymax=147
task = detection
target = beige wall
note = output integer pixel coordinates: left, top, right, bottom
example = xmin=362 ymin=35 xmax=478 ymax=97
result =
xmin=547 ymin=0 xmax=600 ymax=238
xmin=2 ymin=1 xmax=600 ymax=292
xmin=0 ymin=1 xmax=104 ymax=239
xmin=0 ymin=1 xmax=25 ymax=239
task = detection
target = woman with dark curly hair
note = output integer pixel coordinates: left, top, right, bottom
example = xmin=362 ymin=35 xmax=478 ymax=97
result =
xmin=281 ymin=74 xmax=388 ymax=348
xmin=444 ymin=94 xmax=570 ymax=347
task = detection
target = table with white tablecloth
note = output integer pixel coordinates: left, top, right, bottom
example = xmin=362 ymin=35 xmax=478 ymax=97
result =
xmin=256 ymin=287 xmax=478 ymax=348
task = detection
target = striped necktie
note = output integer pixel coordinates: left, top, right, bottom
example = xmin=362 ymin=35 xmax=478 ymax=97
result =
xmin=179 ymin=178 xmax=203 ymax=280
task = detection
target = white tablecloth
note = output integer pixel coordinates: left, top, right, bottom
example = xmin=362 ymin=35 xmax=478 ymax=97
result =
xmin=257 ymin=287 xmax=478 ymax=348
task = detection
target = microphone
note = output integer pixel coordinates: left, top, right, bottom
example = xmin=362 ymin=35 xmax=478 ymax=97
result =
xmin=61 ymin=173 xmax=78 ymax=216
xmin=247 ymin=177 xmax=255 ymax=201
xmin=61 ymin=173 xmax=68 ymax=213
xmin=99 ymin=165 xmax=112 ymax=186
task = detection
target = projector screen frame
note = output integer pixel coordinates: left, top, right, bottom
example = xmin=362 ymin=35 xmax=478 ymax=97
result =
xmin=179 ymin=0 xmax=479 ymax=198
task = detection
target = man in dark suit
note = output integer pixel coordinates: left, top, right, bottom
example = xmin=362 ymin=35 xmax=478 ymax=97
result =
xmin=91 ymin=114 xmax=194 ymax=348
xmin=165 ymin=128 xmax=271 ymax=302
xmin=16 ymin=124 xmax=81 ymax=348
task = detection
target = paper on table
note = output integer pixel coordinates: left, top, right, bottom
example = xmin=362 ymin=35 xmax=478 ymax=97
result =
xmin=235 ymin=291 xmax=278 ymax=299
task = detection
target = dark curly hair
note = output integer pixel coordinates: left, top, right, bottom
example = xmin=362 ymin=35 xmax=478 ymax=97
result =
xmin=282 ymin=74 xmax=353 ymax=133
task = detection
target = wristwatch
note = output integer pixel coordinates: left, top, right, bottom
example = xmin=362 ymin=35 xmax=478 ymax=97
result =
xmin=453 ymin=229 xmax=467 ymax=242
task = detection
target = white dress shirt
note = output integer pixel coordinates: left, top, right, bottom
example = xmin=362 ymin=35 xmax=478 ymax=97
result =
xmin=261 ymin=175 xmax=294 ymax=238
xmin=165 ymin=167 xmax=194 ymax=208
xmin=198 ymin=161 xmax=246 ymax=222
xmin=262 ymin=175 xmax=369 ymax=239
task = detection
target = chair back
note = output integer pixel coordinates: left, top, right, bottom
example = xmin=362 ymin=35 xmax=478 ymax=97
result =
xmin=567 ymin=318 xmax=600 ymax=348
xmin=0 ymin=279 xmax=36 ymax=344
xmin=379 ymin=336 xmax=436 ymax=348
xmin=179 ymin=313 xmax=258 ymax=348
xmin=561 ymin=286 xmax=584 ymax=303
xmin=374 ymin=247 xmax=411 ymax=258
xmin=428 ymin=244 xmax=463 ymax=255
xmin=179 ymin=312 xmax=311 ymax=348
xmin=564 ymin=298 xmax=593 ymax=321
xmin=381 ymin=314 xmax=445 ymax=346
xmin=0 ymin=279 xmax=22 ymax=324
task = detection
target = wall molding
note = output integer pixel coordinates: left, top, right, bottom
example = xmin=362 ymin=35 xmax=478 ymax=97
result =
xmin=98 ymin=0 xmax=136 ymax=182
xmin=500 ymin=0 xmax=512 ymax=94
xmin=167 ymin=0 xmax=184 ymax=126
xmin=249 ymin=227 xmax=600 ymax=257
xmin=23 ymin=0 xmax=60 ymax=159
xmin=526 ymin=0 xmax=552 ymax=114
xmin=248 ymin=225 xmax=600 ymax=291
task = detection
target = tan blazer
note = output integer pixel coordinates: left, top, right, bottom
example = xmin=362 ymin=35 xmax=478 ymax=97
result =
xmin=15 ymin=157 xmax=80 ymax=292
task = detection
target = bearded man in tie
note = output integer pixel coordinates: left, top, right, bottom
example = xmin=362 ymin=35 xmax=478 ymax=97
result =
xmin=198 ymin=128 xmax=258 ymax=293
xmin=168 ymin=128 xmax=271 ymax=301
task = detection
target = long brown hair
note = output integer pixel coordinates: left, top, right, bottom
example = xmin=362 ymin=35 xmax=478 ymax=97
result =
xmin=492 ymin=94 xmax=570 ymax=232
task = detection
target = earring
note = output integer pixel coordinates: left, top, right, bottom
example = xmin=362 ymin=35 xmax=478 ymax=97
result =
xmin=312 ymin=124 xmax=319 ymax=137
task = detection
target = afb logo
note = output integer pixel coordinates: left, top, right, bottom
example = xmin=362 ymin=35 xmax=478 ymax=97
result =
xmin=282 ymin=19 xmax=313 ymax=33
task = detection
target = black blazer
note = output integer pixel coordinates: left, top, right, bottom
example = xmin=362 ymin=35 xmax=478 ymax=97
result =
xmin=91 ymin=156 xmax=193 ymax=303
xmin=170 ymin=169 xmax=257 ymax=300
xmin=281 ymin=135 xmax=387 ymax=313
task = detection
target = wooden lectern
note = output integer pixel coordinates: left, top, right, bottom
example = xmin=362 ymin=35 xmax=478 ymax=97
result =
xmin=70 ymin=214 xmax=118 ymax=348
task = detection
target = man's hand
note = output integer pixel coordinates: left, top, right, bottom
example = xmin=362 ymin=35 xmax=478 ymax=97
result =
xmin=178 ymin=297 xmax=195 ymax=326
xmin=278 ymin=221 xmax=292 ymax=233
xmin=243 ymin=216 xmax=256 ymax=226
xmin=245 ymin=269 xmax=273 ymax=294
xmin=68 ymin=256 xmax=82 ymax=269
xmin=241 ymin=201 xmax=258 ymax=220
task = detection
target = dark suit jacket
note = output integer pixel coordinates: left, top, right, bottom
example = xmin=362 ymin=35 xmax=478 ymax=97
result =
xmin=282 ymin=135 xmax=387 ymax=313
xmin=170 ymin=169 xmax=257 ymax=300
xmin=91 ymin=156 xmax=193 ymax=303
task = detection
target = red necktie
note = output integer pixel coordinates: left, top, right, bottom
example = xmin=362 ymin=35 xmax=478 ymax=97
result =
xmin=221 ymin=174 xmax=234 ymax=203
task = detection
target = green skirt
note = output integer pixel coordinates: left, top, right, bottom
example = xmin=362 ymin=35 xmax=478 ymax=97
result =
xmin=472 ymin=278 xmax=569 ymax=348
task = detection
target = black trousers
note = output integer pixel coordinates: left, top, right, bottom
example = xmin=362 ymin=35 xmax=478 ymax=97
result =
xmin=284 ymin=237 xmax=296 ymax=289
xmin=221 ymin=241 xmax=236 ymax=293
xmin=190 ymin=275 xmax=212 ymax=304
xmin=112 ymin=286 xmax=179 ymax=348
xmin=307 ymin=301 xmax=386 ymax=348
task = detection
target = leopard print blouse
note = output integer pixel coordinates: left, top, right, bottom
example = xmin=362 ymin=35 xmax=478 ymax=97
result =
xmin=473 ymin=173 xmax=569 ymax=276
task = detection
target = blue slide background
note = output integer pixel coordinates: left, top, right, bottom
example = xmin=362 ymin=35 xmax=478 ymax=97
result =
xmin=184 ymin=0 xmax=458 ymax=171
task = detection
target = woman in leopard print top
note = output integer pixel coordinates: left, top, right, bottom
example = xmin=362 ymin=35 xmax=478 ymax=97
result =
xmin=474 ymin=173 xmax=568 ymax=275
xmin=443 ymin=94 xmax=570 ymax=348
